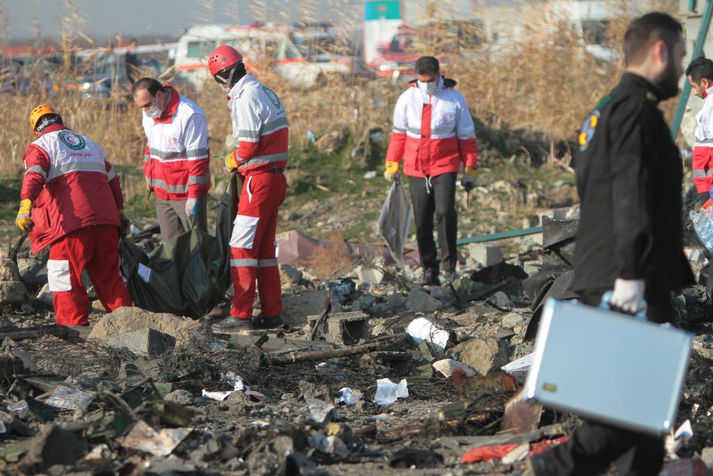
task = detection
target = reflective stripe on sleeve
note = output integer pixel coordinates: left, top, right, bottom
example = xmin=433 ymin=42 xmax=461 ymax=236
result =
xmin=230 ymin=258 xmax=258 ymax=267
xmin=25 ymin=165 xmax=48 ymax=179
xmin=188 ymin=174 xmax=210 ymax=185
xmin=258 ymin=258 xmax=278 ymax=267
xmin=238 ymin=152 xmax=288 ymax=169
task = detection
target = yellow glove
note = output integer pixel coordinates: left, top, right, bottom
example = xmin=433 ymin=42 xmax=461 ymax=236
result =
xmin=225 ymin=151 xmax=238 ymax=172
xmin=384 ymin=161 xmax=399 ymax=182
xmin=16 ymin=199 xmax=32 ymax=232
xmin=464 ymin=166 xmax=477 ymax=176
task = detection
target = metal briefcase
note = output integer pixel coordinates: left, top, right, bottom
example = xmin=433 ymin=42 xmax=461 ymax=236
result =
xmin=523 ymin=298 xmax=693 ymax=435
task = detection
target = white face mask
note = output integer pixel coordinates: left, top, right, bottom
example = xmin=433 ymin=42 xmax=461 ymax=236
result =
xmin=144 ymin=105 xmax=161 ymax=118
xmin=417 ymin=79 xmax=438 ymax=95
xmin=143 ymin=91 xmax=165 ymax=118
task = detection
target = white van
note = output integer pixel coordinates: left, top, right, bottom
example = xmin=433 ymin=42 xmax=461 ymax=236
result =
xmin=175 ymin=24 xmax=350 ymax=89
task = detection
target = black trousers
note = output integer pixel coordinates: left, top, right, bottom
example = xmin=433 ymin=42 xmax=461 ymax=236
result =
xmin=408 ymin=173 xmax=458 ymax=273
xmin=530 ymin=288 xmax=673 ymax=476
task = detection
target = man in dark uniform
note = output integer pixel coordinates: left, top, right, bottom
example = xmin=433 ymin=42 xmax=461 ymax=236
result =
xmin=527 ymin=12 xmax=694 ymax=475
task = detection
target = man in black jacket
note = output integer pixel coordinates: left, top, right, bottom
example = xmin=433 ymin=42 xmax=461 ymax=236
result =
xmin=527 ymin=12 xmax=694 ymax=475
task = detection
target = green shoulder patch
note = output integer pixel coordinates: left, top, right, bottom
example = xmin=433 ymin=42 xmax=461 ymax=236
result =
xmin=578 ymin=95 xmax=611 ymax=152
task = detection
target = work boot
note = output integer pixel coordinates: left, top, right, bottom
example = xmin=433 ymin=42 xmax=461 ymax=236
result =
xmin=420 ymin=268 xmax=440 ymax=286
xmin=252 ymin=315 xmax=284 ymax=329
xmin=213 ymin=317 xmax=253 ymax=330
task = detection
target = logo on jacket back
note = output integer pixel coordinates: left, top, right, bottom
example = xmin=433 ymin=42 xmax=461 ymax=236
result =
xmin=262 ymin=86 xmax=281 ymax=109
xmin=58 ymin=131 xmax=86 ymax=151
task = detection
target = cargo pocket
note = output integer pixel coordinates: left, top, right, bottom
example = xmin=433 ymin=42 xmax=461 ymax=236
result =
xmin=229 ymin=215 xmax=260 ymax=249
xmin=47 ymin=259 xmax=72 ymax=292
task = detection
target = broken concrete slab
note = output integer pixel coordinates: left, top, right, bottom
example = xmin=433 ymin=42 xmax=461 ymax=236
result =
xmin=450 ymin=337 xmax=510 ymax=376
xmin=88 ymin=307 xmax=200 ymax=346
xmin=468 ymin=244 xmax=503 ymax=267
xmin=105 ymin=327 xmax=176 ymax=357
xmin=20 ymin=424 xmax=88 ymax=472
xmin=281 ymin=289 xmax=329 ymax=325
xmin=308 ymin=311 xmax=370 ymax=345
xmin=406 ymin=288 xmax=446 ymax=313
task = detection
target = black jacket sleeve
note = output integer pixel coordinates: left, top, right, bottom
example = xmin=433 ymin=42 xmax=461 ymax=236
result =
xmin=609 ymin=100 xmax=654 ymax=280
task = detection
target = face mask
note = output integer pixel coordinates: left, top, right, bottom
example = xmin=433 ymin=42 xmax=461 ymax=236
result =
xmin=144 ymin=92 xmax=164 ymax=119
xmin=144 ymin=105 xmax=161 ymax=118
xmin=417 ymin=79 xmax=438 ymax=95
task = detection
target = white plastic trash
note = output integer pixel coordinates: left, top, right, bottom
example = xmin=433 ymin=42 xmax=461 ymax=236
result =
xmin=406 ymin=317 xmax=451 ymax=353
xmin=432 ymin=359 xmax=477 ymax=378
xmin=373 ymin=378 xmax=408 ymax=405
xmin=335 ymin=387 xmax=363 ymax=405
xmin=501 ymin=353 xmax=534 ymax=382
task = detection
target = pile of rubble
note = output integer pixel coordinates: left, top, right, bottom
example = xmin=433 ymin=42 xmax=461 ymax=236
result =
xmin=1 ymin=217 xmax=713 ymax=474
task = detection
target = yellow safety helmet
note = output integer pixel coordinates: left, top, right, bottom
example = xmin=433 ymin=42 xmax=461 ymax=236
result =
xmin=29 ymin=103 xmax=57 ymax=130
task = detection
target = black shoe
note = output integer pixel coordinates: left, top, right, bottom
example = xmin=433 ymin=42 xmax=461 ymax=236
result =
xmin=420 ymin=269 xmax=440 ymax=286
xmin=213 ymin=317 xmax=253 ymax=330
xmin=252 ymin=315 xmax=284 ymax=329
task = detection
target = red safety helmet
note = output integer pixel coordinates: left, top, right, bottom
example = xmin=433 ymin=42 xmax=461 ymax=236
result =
xmin=208 ymin=45 xmax=243 ymax=77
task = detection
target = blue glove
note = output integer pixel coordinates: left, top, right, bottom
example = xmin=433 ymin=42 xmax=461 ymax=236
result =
xmin=185 ymin=198 xmax=200 ymax=217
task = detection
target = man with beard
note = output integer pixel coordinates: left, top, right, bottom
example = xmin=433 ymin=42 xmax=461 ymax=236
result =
xmin=526 ymin=12 xmax=694 ymax=476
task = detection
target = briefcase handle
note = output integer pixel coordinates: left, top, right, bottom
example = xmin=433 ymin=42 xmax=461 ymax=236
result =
xmin=599 ymin=291 xmax=647 ymax=321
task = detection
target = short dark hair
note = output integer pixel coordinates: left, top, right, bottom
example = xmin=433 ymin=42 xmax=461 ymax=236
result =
xmin=686 ymin=56 xmax=713 ymax=82
xmin=132 ymin=77 xmax=164 ymax=96
xmin=623 ymin=12 xmax=682 ymax=67
xmin=415 ymin=56 xmax=439 ymax=75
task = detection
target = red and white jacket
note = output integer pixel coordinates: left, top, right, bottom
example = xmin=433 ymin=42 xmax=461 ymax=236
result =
xmin=227 ymin=74 xmax=288 ymax=174
xmin=385 ymin=77 xmax=478 ymax=178
xmin=142 ymin=85 xmax=210 ymax=200
xmin=693 ymin=86 xmax=713 ymax=194
xmin=20 ymin=124 xmax=123 ymax=253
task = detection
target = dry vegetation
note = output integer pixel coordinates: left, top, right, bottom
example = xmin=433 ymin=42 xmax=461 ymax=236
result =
xmin=0 ymin=0 xmax=679 ymax=192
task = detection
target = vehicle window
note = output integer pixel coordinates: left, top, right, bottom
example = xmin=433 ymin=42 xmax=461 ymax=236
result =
xmin=187 ymin=40 xmax=216 ymax=58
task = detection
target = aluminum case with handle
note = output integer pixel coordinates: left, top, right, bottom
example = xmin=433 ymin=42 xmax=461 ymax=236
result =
xmin=523 ymin=298 xmax=693 ymax=435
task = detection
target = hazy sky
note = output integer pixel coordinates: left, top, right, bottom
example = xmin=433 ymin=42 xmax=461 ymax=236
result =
xmin=4 ymin=0 xmax=363 ymax=41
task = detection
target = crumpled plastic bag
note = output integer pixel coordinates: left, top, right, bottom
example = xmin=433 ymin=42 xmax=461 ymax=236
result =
xmin=377 ymin=179 xmax=413 ymax=268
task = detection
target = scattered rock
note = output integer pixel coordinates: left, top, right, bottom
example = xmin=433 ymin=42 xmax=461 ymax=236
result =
xmin=406 ymin=288 xmax=446 ymax=313
xmin=280 ymin=264 xmax=303 ymax=287
xmin=487 ymin=291 xmax=513 ymax=310
xmin=0 ymin=259 xmax=21 ymax=281
xmin=0 ymin=280 xmax=28 ymax=307
xmin=105 ymin=327 xmax=176 ymax=356
xmin=501 ymin=313 xmax=525 ymax=329
xmin=88 ymin=307 xmax=200 ymax=346
xmin=451 ymin=337 xmax=510 ymax=376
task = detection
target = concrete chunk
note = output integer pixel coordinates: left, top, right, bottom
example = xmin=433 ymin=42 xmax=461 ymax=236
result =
xmin=0 ymin=281 xmax=28 ymax=307
xmin=308 ymin=311 xmax=370 ymax=345
xmin=450 ymin=337 xmax=510 ymax=376
xmin=468 ymin=244 xmax=503 ymax=267
xmin=105 ymin=328 xmax=175 ymax=356
xmin=406 ymin=288 xmax=446 ymax=313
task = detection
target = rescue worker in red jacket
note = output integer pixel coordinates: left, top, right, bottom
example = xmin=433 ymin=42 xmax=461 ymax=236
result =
xmin=208 ymin=45 xmax=288 ymax=329
xmin=384 ymin=56 xmax=478 ymax=285
xmin=132 ymin=78 xmax=211 ymax=242
xmin=16 ymin=104 xmax=132 ymax=326
xmin=686 ymin=57 xmax=713 ymax=198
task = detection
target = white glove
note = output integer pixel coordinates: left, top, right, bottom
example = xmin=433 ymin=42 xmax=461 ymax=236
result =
xmin=185 ymin=198 xmax=199 ymax=217
xmin=609 ymin=278 xmax=645 ymax=314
